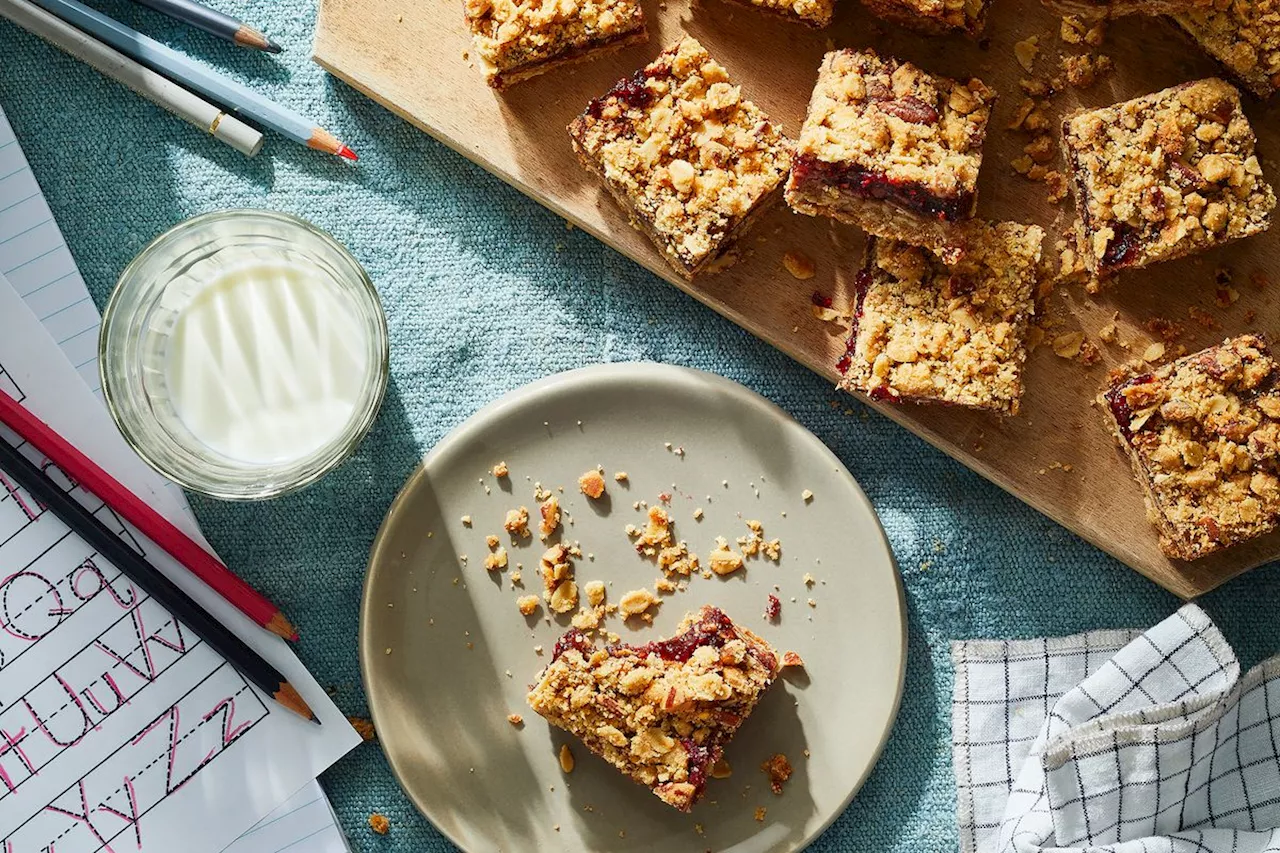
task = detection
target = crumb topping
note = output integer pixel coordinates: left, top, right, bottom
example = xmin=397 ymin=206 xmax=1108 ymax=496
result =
xmin=859 ymin=0 xmax=990 ymax=33
xmin=731 ymin=0 xmax=834 ymax=26
xmin=1176 ymin=0 xmax=1280 ymax=98
xmin=464 ymin=0 xmax=645 ymax=82
xmin=540 ymin=495 xmax=562 ymax=537
xmin=841 ymin=222 xmax=1045 ymax=414
xmin=569 ymin=38 xmax=793 ymax=275
xmin=794 ymin=49 xmax=995 ymax=200
xmin=347 ymin=716 xmax=376 ymax=741
xmin=526 ymin=606 xmax=780 ymax=811
xmin=369 ymin=814 xmax=390 ymax=835
xmin=518 ymin=594 xmax=542 ymax=615
xmin=1062 ymin=78 xmax=1275 ymax=273
xmin=1101 ymin=333 xmax=1280 ymax=560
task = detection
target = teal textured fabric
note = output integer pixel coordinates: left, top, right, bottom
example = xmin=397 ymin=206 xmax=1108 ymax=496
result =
xmin=3 ymin=4 xmax=1280 ymax=851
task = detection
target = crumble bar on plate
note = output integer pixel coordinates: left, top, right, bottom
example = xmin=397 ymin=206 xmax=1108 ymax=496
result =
xmin=1060 ymin=77 xmax=1275 ymax=277
xmin=785 ymin=49 xmax=995 ymax=262
xmin=840 ymin=221 xmax=1044 ymax=415
xmin=1174 ymin=0 xmax=1280 ymax=99
xmin=464 ymin=0 xmax=647 ymax=89
xmin=858 ymin=0 xmax=992 ymax=35
xmin=527 ymin=605 xmax=780 ymax=811
xmin=568 ymin=37 xmax=793 ymax=279
xmin=1100 ymin=334 xmax=1280 ymax=560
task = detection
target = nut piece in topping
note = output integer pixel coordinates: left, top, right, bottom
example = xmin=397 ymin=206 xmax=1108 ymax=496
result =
xmin=764 ymin=594 xmax=781 ymax=620
xmin=517 ymin=594 xmax=541 ymax=616
xmin=584 ymin=580 xmax=607 ymax=607
xmin=858 ymin=0 xmax=991 ymax=35
xmin=540 ymin=496 xmax=561 ymax=537
xmin=782 ymin=650 xmax=806 ymax=668
xmin=1099 ymin=333 xmax=1280 ymax=560
xmin=785 ymin=48 xmax=996 ymax=263
xmin=369 ymin=813 xmax=390 ymax=835
xmin=619 ymin=587 xmax=660 ymax=617
xmin=1060 ymin=78 xmax=1274 ymax=278
xmin=579 ymin=470 xmax=607 ymax=499
xmin=709 ymin=537 xmax=745 ymax=575
xmin=559 ymin=744 xmax=576 ymax=773
xmin=549 ymin=580 xmax=580 ymax=614
xmin=840 ymin=223 xmax=1044 ymax=415
xmin=568 ymin=38 xmax=794 ymax=279
xmin=505 ymin=506 xmax=532 ymax=538
xmin=492 ymin=460 xmax=509 ymax=478
xmin=485 ymin=547 xmax=509 ymax=571
xmin=761 ymin=753 xmax=793 ymax=794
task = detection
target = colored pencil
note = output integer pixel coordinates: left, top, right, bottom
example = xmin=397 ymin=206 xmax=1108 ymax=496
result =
xmin=0 ymin=388 xmax=298 ymax=641
xmin=0 ymin=0 xmax=262 ymax=156
xmin=129 ymin=0 xmax=281 ymax=53
xmin=0 ymin=437 xmax=318 ymax=723
xmin=29 ymin=0 xmax=356 ymax=160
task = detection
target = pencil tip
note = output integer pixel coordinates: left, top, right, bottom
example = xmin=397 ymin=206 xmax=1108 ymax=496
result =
xmin=311 ymin=713 xmax=323 ymax=726
xmin=264 ymin=38 xmax=283 ymax=54
xmin=267 ymin=611 xmax=300 ymax=641
xmin=337 ymin=145 xmax=358 ymax=162
xmin=275 ymin=681 xmax=318 ymax=722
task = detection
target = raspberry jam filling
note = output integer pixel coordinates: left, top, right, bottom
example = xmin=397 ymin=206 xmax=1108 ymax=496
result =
xmin=837 ymin=268 xmax=873 ymax=376
xmin=632 ymin=606 xmax=738 ymax=662
xmin=1103 ymin=373 xmax=1155 ymax=440
xmin=682 ymin=739 xmax=716 ymax=794
xmin=792 ymin=154 xmax=974 ymax=222
xmin=1101 ymin=222 xmax=1143 ymax=269
xmin=551 ymin=628 xmax=593 ymax=661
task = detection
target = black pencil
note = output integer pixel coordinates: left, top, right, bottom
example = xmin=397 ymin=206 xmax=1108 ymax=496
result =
xmin=0 ymin=438 xmax=318 ymax=724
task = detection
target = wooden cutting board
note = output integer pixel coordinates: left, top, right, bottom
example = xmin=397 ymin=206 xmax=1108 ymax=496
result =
xmin=313 ymin=0 xmax=1280 ymax=598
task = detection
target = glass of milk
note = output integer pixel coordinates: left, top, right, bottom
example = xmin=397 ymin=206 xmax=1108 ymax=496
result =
xmin=100 ymin=210 xmax=389 ymax=499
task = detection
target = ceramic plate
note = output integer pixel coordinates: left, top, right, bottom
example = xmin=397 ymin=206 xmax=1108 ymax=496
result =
xmin=361 ymin=363 xmax=905 ymax=852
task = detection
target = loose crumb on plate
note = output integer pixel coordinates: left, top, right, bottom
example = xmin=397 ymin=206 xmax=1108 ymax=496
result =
xmin=761 ymin=753 xmax=793 ymax=794
xmin=802 ymin=489 xmax=814 ymax=502
xmin=504 ymin=506 xmax=531 ymax=537
xmin=460 ymin=515 xmax=472 ymax=526
xmin=754 ymin=806 xmax=767 ymax=822
xmin=559 ymin=744 xmax=576 ymax=773
xmin=579 ymin=470 xmax=607 ymax=499
xmin=508 ymin=713 xmax=524 ymax=726
xmin=614 ymin=471 xmax=629 ymax=482
xmin=517 ymin=594 xmax=541 ymax=616
xmin=618 ymin=587 xmax=660 ymax=617
xmin=493 ymin=461 xmax=509 ymax=478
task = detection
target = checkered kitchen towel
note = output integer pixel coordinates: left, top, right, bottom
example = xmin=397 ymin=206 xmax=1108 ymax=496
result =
xmin=952 ymin=603 xmax=1280 ymax=853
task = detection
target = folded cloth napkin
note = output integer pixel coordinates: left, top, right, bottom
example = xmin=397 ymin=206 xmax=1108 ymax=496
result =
xmin=952 ymin=603 xmax=1280 ymax=853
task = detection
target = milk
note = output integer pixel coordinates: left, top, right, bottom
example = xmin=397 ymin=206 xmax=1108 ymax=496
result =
xmin=164 ymin=258 xmax=368 ymax=465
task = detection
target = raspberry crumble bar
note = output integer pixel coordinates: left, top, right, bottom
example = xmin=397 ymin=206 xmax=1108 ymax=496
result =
xmin=1061 ymin=77 xmax=1275 ymax=277
xmin=1174 ymin=0 xmax=1280 ymax=99
xmin=840 ymin=222 xmax=1044 ymax=415
xmin=858 ymin=0 xmax=991 ymax=35
xmin=1100 ymin=334 xmax=1280 ymax=560
xmin=1041 ymin=0 xmax=1214 ymax=15
xmin=723 ymin=0 xmax=834 ymax=26
xmin=785 ymin=49 xmax=996 ymax=262
xmin=526 ymin=605 xmax=780 ymax=810
xmin=568 ymin=38 xmax=793 ymax=279
xmin=464 ymin=0 xmax=647 ymax=89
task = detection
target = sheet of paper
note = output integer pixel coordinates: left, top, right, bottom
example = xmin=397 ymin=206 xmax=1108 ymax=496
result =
xmin=0 ymin=283 xmax=360 ymax=853
xmin=226 ymin=781 xmax=350 ymax=853
xmin=0 ymin=106 xmax=101 ymax=396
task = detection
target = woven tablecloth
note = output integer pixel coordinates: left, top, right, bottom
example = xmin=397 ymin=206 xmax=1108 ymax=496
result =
xmin=5 ymin=3 xmax=1280 ymax=850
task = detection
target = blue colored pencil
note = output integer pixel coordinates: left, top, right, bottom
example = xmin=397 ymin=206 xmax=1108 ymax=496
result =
xmin=130 ymin=0 xmax=282 ymax=54
xmin=30 ymin=0 xmax=356 ymax=159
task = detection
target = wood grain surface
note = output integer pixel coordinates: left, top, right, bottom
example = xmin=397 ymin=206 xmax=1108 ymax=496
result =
xmin=313 ymin=0 xmax=1280 ymax=598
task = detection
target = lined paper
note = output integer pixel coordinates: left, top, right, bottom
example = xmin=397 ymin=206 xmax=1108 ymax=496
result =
xmin=0 ymin=105 xmax=101 ymax=395
xmin=0 ymin=104 xmax=354 ymax=853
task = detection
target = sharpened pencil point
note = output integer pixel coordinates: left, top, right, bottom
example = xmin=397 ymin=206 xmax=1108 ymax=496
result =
xmin=234 ymin=24 xmax=280 ymax=54
xmin=263 ymin=37 xmax=283 ymax=54
xmin=337 ymin=145 xmax=358 ymax=162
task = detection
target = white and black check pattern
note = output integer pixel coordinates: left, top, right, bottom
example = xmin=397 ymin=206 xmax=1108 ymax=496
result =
xmin=952 ymin=604 xmax=1280 ymax=853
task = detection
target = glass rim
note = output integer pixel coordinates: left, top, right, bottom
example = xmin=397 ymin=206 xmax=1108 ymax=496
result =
xmin=100 ymin=209 xmax=390 ymax=501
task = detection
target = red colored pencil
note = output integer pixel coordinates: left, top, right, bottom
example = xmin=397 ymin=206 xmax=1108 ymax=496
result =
xmin=0 ymin=388 xmax=299 ymax=641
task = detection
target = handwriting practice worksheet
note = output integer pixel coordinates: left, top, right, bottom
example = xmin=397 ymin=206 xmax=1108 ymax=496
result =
xmin=0 ymin=282 xmax=359 ymax=853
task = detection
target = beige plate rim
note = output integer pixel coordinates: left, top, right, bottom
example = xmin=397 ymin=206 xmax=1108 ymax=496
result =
xmin=359 ymin=362 xmax=908 ymax=852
